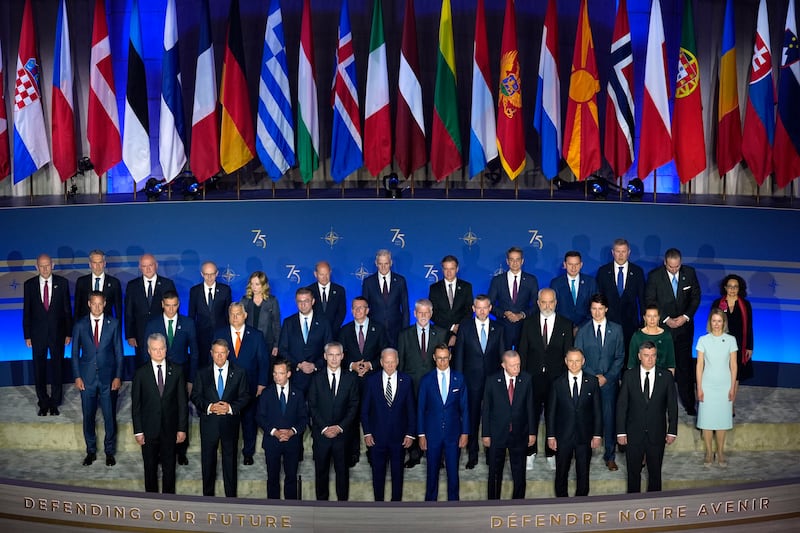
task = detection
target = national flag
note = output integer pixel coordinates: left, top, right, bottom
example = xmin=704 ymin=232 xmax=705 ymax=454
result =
xmin=12 ymin=0 xmax=50 ymax=184
xmin=563 ymin=0 xmax=600 ymax=180
xmin=0 ymin=38 xmax=9 ymax=181
xmin=468 ymin=0 xmax=496 ymax=178
xmin=159 ymin=0 xmax=186 ymax=183
xmin=637 ymin=0 xmax=672 ymax=179
xmin=496 ymin=0 xmax=525 ymax=180
xmin=717 ymin=0 xmax=742 ymax=177
xmin=256 ymin=0 xmax=294 ymax=181
xmin=297 ymin=0 xmax=319 ymax=183
xmin=603 ymin=0 xmax=634 ymax=179
xmin=742 ymin=0 xmax=775 ymax=185
xmin=395 ymin=0 xmax=426 ymax=178
xmin=672 ymin=0 xmax=706 ymax=183
xmin=330 ymin=0 xmax=362 ymax=182
xmin=774 ymin=0 xmax=800 ymax=188
xmin=52 ymin=0 xmax=76 ymax=182
xmin=87 ymin=0 xmax=122 ymax=179
xmin=190 ymin=0 xmax=219 ymax=183
xmin=123 ymin=0 xmax=150 ymax=184
xmin=220 ymin=0 xmax=255 ymax=174
xmin=533 ymin=0 xmax=561 ymax=180
xmin=364 ymin=0 xmax=391 ymax=177
xmin=431 ymin=0 xmax=461 ymax=181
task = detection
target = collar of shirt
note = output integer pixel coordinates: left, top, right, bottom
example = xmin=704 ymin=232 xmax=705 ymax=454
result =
xmin=506 ymin=270 xmax=521 ymax=283
xmin=355 ymin=318 xmax=369 ymax=329
xmin=318 ymin=283 xmax=330 ymax=292
xmin=592 ymin=319 xmax=607 ymax=330
xmin=214 ymin=361 xmax=229 ymax=376
xmin=204 ymin=283 xmax=216 ymax=291
xmin=277 ymin=383 xmax=290 ymax=398
xmin=328 ymin=368 xmax=341 ymax=384
xmin=151 ymin=359 xmax=166 ymax=379
xmin=567 ymin=274 xmax=580 ymax=283
xmin=640 ymin=366 xmax=655 ymax=390
xmin=299 ymin=311 xmax=314 ymax=323
xmin=475 ymin=317 xmax=489 ymax=329
xmin=94 ymin=273 xmax=105 ymax=285
xmin=90 ymin=313 xmax=104 ymax=322
xmin=539 ymin=313 xmax=554 ymax=327
xmin=568 ymin=371 xmax=583 ymax=393
xmin=143 ymin=275 xmax=157 ymax=284
xmin=39 ymin=276 xmax=53 ymax=290
xmin=90 ymin=314 xmax=104 ymax=337
xmin=164 ymin=314 xmax=178 ymax=329
xmin=445 ymin=279 xmax=457 ymax=290
xmin=615 ymin=261 xmax=629 ymax=271
xmin=230 ymin=326 xmax=245 ymax=338
xmin=439 ymin=367 xmax=451 ymax=381
xmin=503 ymin=370 xmax=516 ymax=386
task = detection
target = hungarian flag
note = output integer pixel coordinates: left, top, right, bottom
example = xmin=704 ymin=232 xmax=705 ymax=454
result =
xmin=603 ymin=0 xmax=634 ymax=179
xmin=533 ymin=0 xmax=561 ymax=180
xmin=191 ymin=0 xmax=220 ymax=183
xmin=364 ymin=0 xmax=391 ymax=177
xmin=297 ymin=0 xmax=319 ymax=183
xmin=468 ymin=0 xmax=496 ymax=178
xmin=496 ymin=0 xmax=524 ymax=180
xmin=395 ymin=0 xmax=426 ymax=178
xmin=0 ymin=38 xmax=9 ymax=180
xmin=717 ymin=0 xmax=742 ymax=177
xmin=431 ymin=0 xmax=461 ymax=181
xmin=672 ymin=0 xmax=706 ymax=183
xmin=52 ymin=0 xmax=76 ymax=182
xmin=773 ymin=0 xmax=800 ymax=188
xmin=563 ymin=0 xmax=600 ymax=180
xmin=122 ymin=0 xmax=150 ymax=184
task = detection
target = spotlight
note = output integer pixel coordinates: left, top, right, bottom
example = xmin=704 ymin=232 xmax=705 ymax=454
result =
xmin=174 ymin=172 xmax=200 ymax=200
xmin=383 ymin=172 xmax=402 ymax=199
xmin=78 ymin=157 xmax=94 ymax=174
xmin=588 ymin=177 xmax=608 ymax=199
xmin=626 ymin=178 xmax=644 ymax=200
xmin=144 ymin=178 xmax=165 ymax=201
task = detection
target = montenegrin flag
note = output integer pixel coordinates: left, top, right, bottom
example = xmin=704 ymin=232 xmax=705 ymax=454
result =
xmin=496 ymin=0 xmax=525 ymax=180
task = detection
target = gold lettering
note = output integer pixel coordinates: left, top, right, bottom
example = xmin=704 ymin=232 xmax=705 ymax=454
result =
xmin=207 ymin=513 xmax=217 ymax=524
xmin=664 ymin=507 xmax=673 ymax=519
xmin=634 ymin=509 xmax=647 ymax=521
xmin=76 ymin=502 xmax=87 ymax=515
xmin=267 ymin=516 xmax=278 ymax=527
xmin=582 ymin=512 xmax=593 ymax=524
xmin=521 ymin=515 xmax=532 ymax=527
xmin=535 ymin=515 xmax=545 ymax=527
xmin=281 ymin=516 xmax=291 ymax=528
xmin=221 ymin=513 xmax=232 ymax=526
xmin=490 ymin=516 xmax=503 ymax=528
xmin=185 ymin=511 xmax=195 ymax=524
xmin=153 ymin=509 xmax=165 ymax=521
xmin=761 ymin=497 xmax=769 ymax=510
xmin=549 ymin=513 xmax=561 ymax=525
xmin=726 ymin=501 xmax=734 ymax=513
xmin=249 ymin=515 xmax=262 ymax=527
xmin=597 ymin=511 xmax=607 ymax=524
xmin=566 ymin=513 xmax=578 ymax=525
xmin=38 ymin=499 xmax=47 ymax=511
xmin=508 ymin=513 xmax=518 ymax=527
xmin=63 ymin=501 xmax=72 ymax=514
xmin=697 ymin=504 xmax=708 ymax=516
xmin=130 ymin=508 xmax=140 ymax=520
xmin=677 ymin=506 xmax=687 ymax=518
xmin=619 ymin=510 xmax=631 ymax=522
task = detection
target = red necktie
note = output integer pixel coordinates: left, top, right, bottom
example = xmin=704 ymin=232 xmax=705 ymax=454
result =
xmin=508 ymin=377 xmax=515 ymax=404
xmin=43 ymin=280 xmax=50 ymax=311
xmin=93 ymin=319 xmax=100 ymax=347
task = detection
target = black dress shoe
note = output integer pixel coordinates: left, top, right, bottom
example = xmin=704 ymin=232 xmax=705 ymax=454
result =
xmin=404 ymin=457 xmax=420 ymax=469
xmin=177 ymin=454 xmax=188 ymax=465
xmin=243 ymin=455 xmax=254 ymax=466
xmin=466 ymin=458 xmax=478 ymax=470
xmin=83 ymin=453 xmax=97 ymax=466
xmin=347 ymin=454 xmax=359 ymax=468
xmin=49 ymin=406 xmax=60 ymax=416
xmin=37 ymin=407 xmax=48 ymax=416
xmin=105 ymin=454 xmax=116 ymax=466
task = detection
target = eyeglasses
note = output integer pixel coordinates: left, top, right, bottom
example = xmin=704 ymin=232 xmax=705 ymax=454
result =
xmin=725 ymin=285 xmax=739 ymax=290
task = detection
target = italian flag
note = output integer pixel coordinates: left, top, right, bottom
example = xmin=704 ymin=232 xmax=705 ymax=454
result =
xmin=364 ymin=0 xmax=391 ymax=177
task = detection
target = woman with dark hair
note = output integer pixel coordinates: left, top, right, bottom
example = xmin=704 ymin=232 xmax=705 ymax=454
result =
xmin=240 ymin=271 xmax=281 ymax=357
xmin=711 ymin=275 xmax=754 ymax=409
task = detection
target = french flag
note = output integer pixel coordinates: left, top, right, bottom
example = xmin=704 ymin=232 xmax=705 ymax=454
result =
xmin=52 ymin=0 xmax=76 ymax=182
xmin=190 ymin=0 xmax=219 ymax=183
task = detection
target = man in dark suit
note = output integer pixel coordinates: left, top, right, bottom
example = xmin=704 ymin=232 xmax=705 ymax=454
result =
xmin=617 ymin=341 xmax=678 ymax=493
xmin=452 ymin=294 xmax=504 ymax=469
xmin=428 ymin=255 xmax=474 ymax=346
xmin=144 ymin=290 xmax=198 ymax=465
xmin=125 ymin=253 xmax=176 ymax=365
xmin=308 ymin=342 xmax=360 ymax=501
xmin=361 ymin=249 xmax=409 ymax=347
xmin=278 ymin=287 xmax=334 ymax=395
xmin=482 ymin=350 xmax=536 ymax=500
xmin=74 ymin=249 xmax=123 ymax=321
xmin=306 ymin=260 xmax=346 ymax=333
xmin=71 ymin=291 xmax=123 ymax=466
xmin=518 ymin=288 xmax=573 ymax=470
xmin=191 ymin=339 xmax=250 ymax=497
xmin=645 ymin=247 xmax=701 ymax=416
xmin=418 ymin=344 xmax=469 ymax=501
xmin=214 ymin=302 xmax=269 ymax=466
xmin=546 ymin=348 xmax=602 ymax=497
xmin=256 ymin=358 xmax=307 ymax=500
xmin=549 ymin=251 xmax=597 ymax=331
xmin=23 ymin=253 xmax=73 ymax=416
xmin=575 ymin=293 xmax=625 ymax=471
xmin=488 ymin=246 xmax=539 ymax=350
xmin=131 ymin=333 xmax=188 ymax=493
xmin=188 ymin=261 xmax=231 ymax=369
xmin=595 ymin=238 xmax=645 ymax=352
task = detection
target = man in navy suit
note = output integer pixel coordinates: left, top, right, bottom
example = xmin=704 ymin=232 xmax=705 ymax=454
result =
xmin=214 ymin=302 xmax=269 ymax=465
xmin=595 ymin=238 xmax=645 ymax=351
xmin=418 ymin=344 xmax=469 ymax=501
xmin=71 ymin=291 xmax=123 ymax=466
xmin=188 ymin=261 xmax=231 ymax=369
xmin=428 ymin=255 xmax=474 ymax=346
xmin=256 ymin=358 xmax=308 ymax=500
xmin=361 ymin=348 xmax=416 ymax=501
xmin=549 ymin=251 xmax=597 ymax=332
xmin=488 ymin=246 xmax=539 ymax=350
xmin=306 ymin=260 xmax=346 ymax=332
xmin=74 ymin=250 xmax=123 ymax=321
xmin=452 ymin=294 xmax=504 ymax=469
xmin=23 ymin=253 xmax=73 ymax=416
xmin=546 ymin=348 xmax=602 ymax=497
xmin=125 ymin=254 xmax=176 ymax=365
xmin=361 ymin=249 xmax=409 ymax=347
xmin=574 ymin=293 xmax=625 ymax=471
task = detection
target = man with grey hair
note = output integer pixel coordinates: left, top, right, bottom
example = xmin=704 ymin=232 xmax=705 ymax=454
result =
xmin=74 ymin=249 xmax=123 ymax=321
xmin=361 ymin=249 xmax=409 ymax=347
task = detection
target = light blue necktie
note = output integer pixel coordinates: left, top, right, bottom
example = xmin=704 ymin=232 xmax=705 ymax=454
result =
xmin=217 ymin=368 xmax=224 ymax=399
xmin=480 ymin=323 xmax=487 ymax=352
xmin=302 ymin=317 xmax=309 ymax=343
xmin=440 ymin=372 xmax=447 ymax=403
xmin=94 ymin=277 xmax=100 ymax=291
xmin=671 ymin=275 xmax=678 ymax=298
xmin=617 ymin=266 xmax=624 ymax=296
xmin=571 ymin=278 xmax=577 ymax=304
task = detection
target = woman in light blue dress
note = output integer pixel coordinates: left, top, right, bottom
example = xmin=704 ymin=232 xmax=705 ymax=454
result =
xmin=696 ymin=308 xmax=738 ymax=468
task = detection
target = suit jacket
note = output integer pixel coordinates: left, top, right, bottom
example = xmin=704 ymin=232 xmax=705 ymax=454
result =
xmin=481 ymin=370 xmax=536 ymax=447
xmin=256 ymin=382 xmax=308 ymax=446
xmin=549 ymin=274 xmax=597 ymax=328
xmin=546 ymin=372 xmax=602 ymax=444
xmin=645 ymin=265 xmax=701 ymax=331
xmin=574 ymin=320 xmax=625 ymax=384
xmin=188 ymin=283 xmax=232 ymax=338
xmin=361 ymin=272 xmax=410 ymax=344
xmin=616 ymin=366 xmax=678 ymax=446
xmin=23 ymin=275 xmax=73 ymax=345
xmin=428 ymin=278 xmax=474 ymax=335
xmin=74 ymin=273 xmax=123 ymax=321
xmin=338 ymin=319 xmax=389 ymax=373
xmin=240 ymin=296 xmax=281 ymax=351
xmin=71 ymin=315 xmax=124 ymax=388
xmin=191 ymin=362 xmax=251 ymax=437
xmin=452 ymin=318 xmax=504 ymax=391
xmin=488 ymin=270 xmax=539 ymax=320
xmin=214 ymin=325 xmax=269 ymax=392
xmin=397 ymin=323 xmax=448 ymax=391
xmin=131 ymin=361 xmax=188 ymax=439
xmin=307 ymin=369 xmax=360 ymax=437
xmin=595 ymin=261 xmax=646 ymax=339
xmin=144 ymin=314 xmax=199 ymax=382
xmin=306 ymin=282 xmax=347 ymax=333
xmin=517 ymin=312 xmax=573 ymax=386
xmin=278 ymin=313 xmax=333 ymax=392
xmin=361 ymin=371 xmax=416 ymax=444
xmin=417 ymin=369 xmax=469 ymax=441
xmin=124 ymin=275 xmax=177 ymax=342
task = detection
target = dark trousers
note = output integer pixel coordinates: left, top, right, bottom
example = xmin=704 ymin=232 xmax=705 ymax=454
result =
xmin=141 ymin=433 xmax=177 ymax=493
xmin=672 ymin=328 xmax=696 ymax=413
xmin=240 ymin=400 xmax=257 ymax=457
xmin=531 ymin=378 xmax=554 ymax=457
xmin=313 ymin=435 xmax=349 ymax=501
xmin=599 ymin=381 xmax=618 ymax=461
xmin=425 ymin=437 xmax=461 ymax=501
xmin=369 ymin=441 xmax=406 ymax=501
xmin=625 ymin=441 xmax=666 ymax=493
xmin=264 ymin=436 xmax=301 ymax=499
xmin=80 ymin=380 xmax=116 ymax=455
xmin=487 ymin=443 xmax=526 ymax=499
xmin=32 ymin=341 xmax=64 ymax=409
xmin=200 ymin=427 xmax=239 ymax=497
xmin=554 ymin=440 xmax=591 ymax=497
xmin=466 ymin=385 xmax=484 ymax=463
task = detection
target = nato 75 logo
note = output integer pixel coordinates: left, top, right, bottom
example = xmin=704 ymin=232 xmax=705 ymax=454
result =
xmin=528 ymin=229 xmax=544 ymax=249
xmin=285 ymin=265 xmax=301 ymax=284
xmin=423 ymin=264 xmax=439 ymax=283
xmin=390 ymin=228 xmax=406 ymax=248
xmin=251 ymin=229 xmax=267 ymax=249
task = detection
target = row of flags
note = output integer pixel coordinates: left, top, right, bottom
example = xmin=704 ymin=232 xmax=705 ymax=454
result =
xmin=2 ymin=0 xmax=799 ymax=189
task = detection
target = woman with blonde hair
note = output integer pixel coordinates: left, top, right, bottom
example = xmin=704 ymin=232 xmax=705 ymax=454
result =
xmin=240 ymin=271 xmax=281 ymax=356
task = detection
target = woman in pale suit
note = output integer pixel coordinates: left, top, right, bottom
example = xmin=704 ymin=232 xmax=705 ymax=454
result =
xmin=696 ymin=308 xmax=738 ymax=468
xmin=240 ymin=272 xmax=281 ymax=356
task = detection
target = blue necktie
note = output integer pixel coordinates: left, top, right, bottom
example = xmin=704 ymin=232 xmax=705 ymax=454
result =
xmin=280 ymin=386 xmax=287 ymax=414
xmin=440 ymin=372 xmax=447 ymax=403
xmin=302 ymin=317 xmax=309 ymax=343
xmin=94 ymin=277 xmax=100 ymax=291
xmin=671 ymin=275 xmax=678 ymax=298
xmin=480 ymin=323 xmax=487 ymax=352
xmin=571 ymin=278 xmax=577 ymax=304
xmin=597 ymin=324 xmax=603 ymax=347
xmin=617 ymin=266 xmax=624 ymax=296
xmin=217 ymin=368 xmax=224 ymax=399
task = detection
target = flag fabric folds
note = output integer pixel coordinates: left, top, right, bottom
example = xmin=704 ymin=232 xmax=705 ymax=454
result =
xmin=330 ymin=0 xmax=363 ymax=183
xmin=637 ymin=0 xmax=672 ymax=179
xmin=496 ymin=0 xmax=525 ymax=180
xmin=257 ymin=0 xmax=295 ymax=181
xmin=123 ymin=0 xmax=150 ymax=184
xmin=603 ymin=0 xmax=634 ymax=180
xmin=431 ymin=0 xmax=461 ymax=181
xmin=672 ymin=0 xmax=706 ymax=183
xmin=297 ymin=0 xmax=319 ymax=183
xmin=220 ymin=0 xmax=255 ymax=174
xmin=563 ymin=0 xmax=600 ymax=181
xmin=774 ymin=0 xmax=800 ymax=188
xmin=468 ymin=0 xmax=496 ymax=178
xmin=159 ymin=0 xmax=186 ymax=183
xmin=52 ymin=0 xmax=76 ymax=182
xmin=13 ymin=0 xmax=51 ymax=184
xmin=0 ymin=38 xmax=9 ymax=181
xmin=717 ymin=0 xmax=742 ymax=177
xmin=395 ymin=0 xmax=426 ymax=178
xmin=364 ymin=0 xmax=391 ymax=177
xmin=190 ymin=0 xmax=220 ymax=183
xmin=533 ymin=0 xmax=561 ymax=180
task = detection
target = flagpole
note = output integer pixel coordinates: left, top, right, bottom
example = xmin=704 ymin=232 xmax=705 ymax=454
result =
xmin=653 ymin=169 xmax=657 ymax=202
xmin=514 ymin=178 xmax=518 ymax=200
xmin=549 ymin=178 xmax=553 ymax=199
xmin=687 ymin=180 xmax=691 ymax=202
xmin=583 ymin=180 xmax=587 ymax=200
xmin=411 ymin=171 xmax=415 ymax=198
xmin=98 ymin=174 xmax=102 ymax=201
xmin=306 ymin=181 xmax=310 ymax=199
xmin=480 ymin=172 xmax=484 ymax=199
xmin=133 ymin=179 xmax=137 ymax=201
xmin=237 ymin=171 xmax=241 ymax=200
xmin=272 ymin=180 xmax=276 ymax=199
xmin=618 ymin=176 xmax=622 ymax=200
xmin=722 ymin=173 xmax=727 ymax=202
xmin=340 ymin=180 xmax=345 ymax=198
xmin=755 ymin=179 xmax=760 ymax=205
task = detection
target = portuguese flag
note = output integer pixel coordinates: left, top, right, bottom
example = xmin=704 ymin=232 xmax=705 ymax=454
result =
xmin=431 ymin=0 xmax=461 ymax=181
